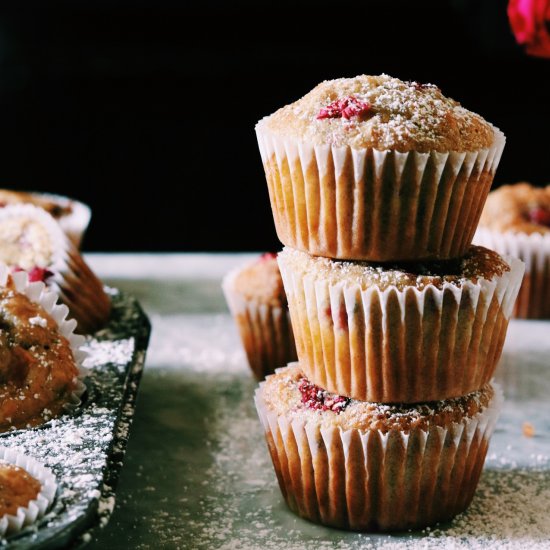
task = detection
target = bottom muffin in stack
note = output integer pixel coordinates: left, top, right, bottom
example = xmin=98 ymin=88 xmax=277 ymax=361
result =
xmin=255 ymin=364 xmax=503 ymax=531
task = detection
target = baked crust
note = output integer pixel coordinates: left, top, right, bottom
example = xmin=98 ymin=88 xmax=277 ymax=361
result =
xmin=260 ymin=364 xmax=493 ymax=433
xmin=257 ymin=75 xmax=495 ymax=152
xmin=278 ymin=245 xmax=511 ymax=291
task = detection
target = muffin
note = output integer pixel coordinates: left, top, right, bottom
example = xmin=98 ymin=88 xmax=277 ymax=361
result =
xmin=277 ymin=245 xmax=524 ymax=403
xmin=474 ymin=182 xmax=550 ymax=318
xmin=0 ymin=448 xmax=57 ymax=536
xmin=0 ymin=189 xmax=91 ymax=248
xmin=0 ymin=265 xmax=85 ymax=431
xmin=0 ymin=204 xmax=110 ymax=333
xmin=255 ymin=364 xmax=502 ymax=532
xmin=256 ymin=74 xmax=505 ymax=262
xmin=223 ymin=253 xmax=297 ymax=379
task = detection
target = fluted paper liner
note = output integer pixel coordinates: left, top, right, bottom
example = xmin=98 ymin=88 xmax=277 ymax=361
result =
xmin=0 ymin=264 xmax=88 ymax=426
xmin=0 ymin=447 xmax=57 ymax=536
xmin=256 ymin=126 xmax=506 ymax=261
xmin=30 ymin=192 xmax=91 ymax=249
xmin=255 ymin=379 xmax=503 ymax=532
xmin=278 ymin=253 xmax=524 ymax=403
xmin=474 ymin=227 xmax=550 ymax=319
xmin=223 ymin=265 xmax=297 ymax=379
xmin=0 ymin=204 xmax=110 ymax=333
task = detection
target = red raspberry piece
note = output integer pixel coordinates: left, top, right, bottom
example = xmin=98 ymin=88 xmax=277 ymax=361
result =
xmin=528 ymin=206 xmax=550 ymax=227
xmin=12 ymin=266 xmax=54 ymax=283
xmin=298 ymin=377 xmax=350 ymax=413
xmin=259 ymin=252 xmax=277 ymax=262
xmin=317 ymin=96 xmax=371 ymax=120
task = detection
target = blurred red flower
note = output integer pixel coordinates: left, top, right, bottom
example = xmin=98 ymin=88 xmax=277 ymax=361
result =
xmin=508 ymin=0 xmax=550 ymax=57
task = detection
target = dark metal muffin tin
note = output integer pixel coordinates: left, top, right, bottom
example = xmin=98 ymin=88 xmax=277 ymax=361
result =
xmin=0 ymin=290 xmax=150 ymax=549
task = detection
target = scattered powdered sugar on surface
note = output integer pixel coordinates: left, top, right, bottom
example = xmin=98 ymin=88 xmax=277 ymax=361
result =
xmin=132 ymin=312 xmax=550 ymax=550
xmin=82 ymin=337 xmax=136 ymax=370
xmin=0 ymin=291 xmax=149 ymax=547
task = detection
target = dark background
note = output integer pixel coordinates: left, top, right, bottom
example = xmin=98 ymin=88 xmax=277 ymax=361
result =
xmin=0 ymin=0 xmax=548 ymax=252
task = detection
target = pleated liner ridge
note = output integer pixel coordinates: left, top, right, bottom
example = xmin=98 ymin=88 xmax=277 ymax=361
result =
xmin=255 ymin=381 xmax=503 ymax=532
xmin=256 ymin=127 xmax=505 ymax=262
xmin=278 ymin=253 xmax=524 ymax=403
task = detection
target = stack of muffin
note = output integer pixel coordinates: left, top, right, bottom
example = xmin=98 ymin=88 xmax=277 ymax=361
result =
xmin=253 ymin=75 xmax=525 ymax=531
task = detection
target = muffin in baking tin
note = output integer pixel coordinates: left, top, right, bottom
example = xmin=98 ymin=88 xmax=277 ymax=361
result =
xmin=0 ymin=189 xmax=91 ymax=249
xmin=0 ymin=204 xmax=110 ymax=333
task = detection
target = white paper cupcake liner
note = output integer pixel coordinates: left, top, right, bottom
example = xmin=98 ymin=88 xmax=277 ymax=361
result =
xmin=278 ymin=252 xmax=524 ymax=403
xmin=474 ymin=227 xmax=550 ymax=318
xmin=255 ymin=378 xmax=503 ymax=532
xmin=0 ymin=447 xmax=57 ymax=536
xmin=29 ymin=192 xmax=91 ymax=249
xmin=223 ymin=265 xmax=297 ymax=379
xmin=0 ymin=203 xmax=110 ymax=333
xmin=0 ymin=264 xmax=88 ymax=428
xmin=256 ymin=126 xmax=505 ymax=261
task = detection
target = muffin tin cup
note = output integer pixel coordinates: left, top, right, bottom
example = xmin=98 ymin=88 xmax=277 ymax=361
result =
xmin=0 ymin=265 xmax=87 ymax=428
xmin=0 ymin=447 xmax=58 ymax=536
xmin=256 ymin=126 xmax=506 ymax=262
xmin=474 ymin=227 xmax=550 ymax=319
xmin=29 ymin=192 xmax=92 ymax=249
xmin=0 ymin=203 xmax=111 ymax=333
xmin=278 ymin=252 xmax=524 ymax=403
xmin=255 ymin=378 xmax=503 ymax=532
xmin=223 ymin=265 xmax=297 ymax=380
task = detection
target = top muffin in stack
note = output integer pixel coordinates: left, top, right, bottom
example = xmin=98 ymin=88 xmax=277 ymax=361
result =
xmin=256 ymin=74 xmax=505 ymax=262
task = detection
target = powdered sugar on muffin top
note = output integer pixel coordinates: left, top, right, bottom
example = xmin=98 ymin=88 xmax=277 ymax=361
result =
xmin=260 ymin=364 xmax=493 ymax=432
xmin=278 ymin=245 xmax=510 ymax=291
xmin=257 ymin=74 xmax=495 ymax=152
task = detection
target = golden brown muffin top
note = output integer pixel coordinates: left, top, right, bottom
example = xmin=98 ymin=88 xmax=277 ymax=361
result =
xmin=0 ymin=217 xmax=54 ymax=270
xmin=479 ymin=182 xmax=550 ymax=235
xmin=278 ymin=246 xmax=510 ymax=291
xmin=0 ymin=279 xmax=78 ymax=431
xmin=257 ymin=75 xmax=495 ymax=153
xmin=232 ymin=253 xmax=287 ymax=306
xmin=0 ymin=190 xmax=72 ymax=219
xmin=0 ymin=462 xmax=41 ymax=516
xmin=260 ymin=364 xmax=493 ymax=433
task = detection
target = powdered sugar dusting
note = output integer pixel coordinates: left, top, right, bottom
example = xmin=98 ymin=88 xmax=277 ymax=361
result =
xmin=132 ymin=313 xmax=550 ymax=549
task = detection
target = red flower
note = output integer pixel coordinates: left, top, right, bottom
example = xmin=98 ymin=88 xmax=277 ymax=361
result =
xmin=508 ymin=0 xmax=550 ymax=58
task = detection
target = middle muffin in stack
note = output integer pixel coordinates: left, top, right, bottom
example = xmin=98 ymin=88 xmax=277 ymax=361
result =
xmin=254 ymin=75 xmax=525 ymax=531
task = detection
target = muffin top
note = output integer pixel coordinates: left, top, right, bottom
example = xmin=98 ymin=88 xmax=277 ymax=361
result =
xmin=257 ymin=75 xmax=495 ymax=153
xmin=0 ymin=278 xmax=79 ymax=431
xmin=0 ymin=190 xmax=72 ymax=219
xmin=278 ymin=245 xmax=510 ymax=292
xmin=479 ymin=183 xmax=550 ymax=235
xmin=0 ymin=217 xmax=54 ymax=271
xmin=231 ymin=253 xmax=287 ymax=306
xmin=0 ymin=461 xmax=41 ymax=516
xmin=259 ymin=364 xmax=493 ymax=432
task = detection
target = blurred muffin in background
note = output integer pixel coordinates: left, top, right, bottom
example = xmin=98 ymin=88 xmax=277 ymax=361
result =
xmin=0 ymin=189 xmax=91 ymax=248
xmin=223 ymin=253 xmax=296 ymax=380
xmin=475 ymin=182 xmax=550 ymax=318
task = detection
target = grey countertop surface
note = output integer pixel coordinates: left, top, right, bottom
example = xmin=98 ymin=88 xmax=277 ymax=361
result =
xmin=84 ymin=254 xmax=550 ymax=550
